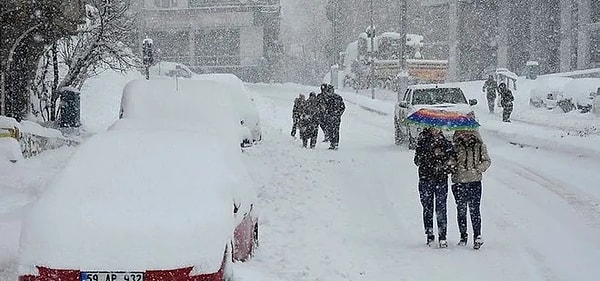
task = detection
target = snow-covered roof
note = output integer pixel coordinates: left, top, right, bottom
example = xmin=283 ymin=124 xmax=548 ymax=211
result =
xmin=18 ymin=129 xmax=244 ymax=273
xmin=526 ymin=61 xmax=539 ymax=66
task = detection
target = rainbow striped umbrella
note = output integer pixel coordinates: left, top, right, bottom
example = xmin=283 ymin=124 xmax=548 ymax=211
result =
xmin=404 ymin=108 xmax=480 ymax=131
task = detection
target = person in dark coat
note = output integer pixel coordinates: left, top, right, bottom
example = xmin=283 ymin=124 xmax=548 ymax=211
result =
xmin=413 ymin=127 xmax=454 ymax=247
xmin=482 ymin=75 xmax=497 ymax=114
xmin=323 ymin=84 xmax=345 ymax=150
xmin=299 ymin=92 xmax=321 ymax=148
xmin=449 ymin=130 xmax=491 ymax=249
xmin=498 ymin=82 xmax=514 ymax=122
xmin=291 ymin=93 xmax=306 ymax=137
xmin=317 ymin=86 xmax=329 ymax=142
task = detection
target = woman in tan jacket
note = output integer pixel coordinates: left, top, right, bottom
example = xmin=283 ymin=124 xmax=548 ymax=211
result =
xmin=450 ymin=130 xmax=491 ymax=249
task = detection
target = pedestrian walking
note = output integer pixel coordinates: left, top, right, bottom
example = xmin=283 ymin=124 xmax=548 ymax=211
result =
xmin=498 ymin=83 xmax=514 ymax=122
xmin=482 ymin=75 xmax=498 ymax=114
xmin=322 ymin=84 xmax=345 ymax=150
xmin=298 ymin=92 xmax=321 ymax=148
xmin=317 ymin=86 xmax=329 ymax=142
xmin=413 ymin=127 xmax=454 ymax=248
xmin=449 ymin=130 xmax=491 ymax=249
xmin=291 ymin=93 xmax=306 ymax=137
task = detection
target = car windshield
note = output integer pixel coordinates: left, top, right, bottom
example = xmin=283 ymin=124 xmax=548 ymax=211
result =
xmin=412 ymin=88 xmax=467 ymax=105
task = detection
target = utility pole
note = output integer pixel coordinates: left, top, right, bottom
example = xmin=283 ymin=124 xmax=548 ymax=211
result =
xmin=369 ymin=0 xmax=375 ymax=99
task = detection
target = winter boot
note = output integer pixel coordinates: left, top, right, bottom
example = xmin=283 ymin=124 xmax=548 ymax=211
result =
xmin=457 ymin=233 xmax=468 ymax=246
xmin=473 ymin=236 xmax=484 ymax=250
xmin=438 ymin=239 xmax=448 ymax=248
xmin=426 ymin=229 xmax=435 ymax=246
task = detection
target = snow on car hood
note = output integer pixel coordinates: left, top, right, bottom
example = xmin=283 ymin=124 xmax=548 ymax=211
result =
xmin=18 ymin=130 xmax=244 ymax=274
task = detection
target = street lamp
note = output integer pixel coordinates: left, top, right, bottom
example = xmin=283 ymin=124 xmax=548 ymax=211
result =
xmin=368 ymin=0 xmax=375 ymax=99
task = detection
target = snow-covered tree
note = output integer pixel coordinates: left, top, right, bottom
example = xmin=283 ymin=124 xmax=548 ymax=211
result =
xmin=31 ymin=0 xmax=138 ymax=122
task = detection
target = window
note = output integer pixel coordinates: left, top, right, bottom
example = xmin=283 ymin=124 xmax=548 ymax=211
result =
xmin=411 ymin=88 xmax=467 ymax=105
xmin=194 ymin=29 xmax=240 ymax=66
xmin=592 ymin=0 xmax=600 ymax=23
xmin=154 ymin=0 xmax=177 ymax=8
xmin=591 ymin=31 xmax=600 ymax=63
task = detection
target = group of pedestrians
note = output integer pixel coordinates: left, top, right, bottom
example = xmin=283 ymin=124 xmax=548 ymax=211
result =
xmin=414 ymin=127 xmax=491 ymax=249
xmin=291 ymin=83 xmax=345 ymax=150
xmin=483 ymin=75 xmax=514 ymax=122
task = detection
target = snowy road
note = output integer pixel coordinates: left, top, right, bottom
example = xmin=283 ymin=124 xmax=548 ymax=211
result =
xmin=1 ymin=82 xmax=599 ymax=281
xmin=241 ymin=83 xmax=600 ymax=281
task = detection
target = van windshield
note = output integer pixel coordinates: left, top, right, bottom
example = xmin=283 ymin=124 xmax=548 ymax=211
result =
xmin=412 ymin=88 xmax=467 ymax=105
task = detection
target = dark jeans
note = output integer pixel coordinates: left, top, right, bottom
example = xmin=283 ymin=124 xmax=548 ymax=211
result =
xmin=291 ymin=117 xmax=299 ymax=136
xmin=329 ymin=117 xmax=341 ymax=146
xmin=300 ymin=123 xmax=318 ymax=148
xmin=320 ymin=119 xmax=329 ymax=141
xmin=502 ymin=104 xmax=513 ymax=122
xmin=418 ymin=179 xmax=448 ymax=240
xmin=486 ymin=93 xmax=496 ymax=113
xmin=451 ymin=181 xmax=482 ymax=238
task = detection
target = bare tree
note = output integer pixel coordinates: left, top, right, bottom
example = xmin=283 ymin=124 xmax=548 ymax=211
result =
xmin=31 ymin=0 xmax=139 ymax=122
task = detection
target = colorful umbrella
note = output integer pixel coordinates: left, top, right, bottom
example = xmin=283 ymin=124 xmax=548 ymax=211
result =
xmin=404 ymin=108 xmax=480 ymax=131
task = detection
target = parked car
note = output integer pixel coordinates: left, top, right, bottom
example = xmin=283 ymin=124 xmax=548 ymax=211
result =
xmin=18 ymin=127 xmax=259 ymax=281
xmin=195 ymin=73 xmax=262 ymax=144
xmin=394 ymin=84 xmax=477 ymax=149
xmin=148 ymin=61 xmax=197 ymax=78
xmin=119 ymin=79 xmax=254 ymax=147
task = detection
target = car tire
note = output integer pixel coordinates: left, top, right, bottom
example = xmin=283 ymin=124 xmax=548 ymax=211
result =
xmin=407 ymin=130 xmax=417 ymax=150
xmin=250 ymin=222 xmax=259 ymax=257
xmin=394 ymin=119 xmax=408 ymax=145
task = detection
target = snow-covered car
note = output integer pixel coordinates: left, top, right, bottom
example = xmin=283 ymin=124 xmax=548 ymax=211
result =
xmin=594 ymin=88 xmax=600 ymax=115
xmin=17 ymin=128 xmax=259 ymax=281
xmin=529 ymin=77 xmax=600 ymax=113
xmin=119 ymin=79 xmax=254 ymax=147
xmin=394 ymin=84 xmax=477 ymax=149
xmin=195 ymin=73 xmax=262 ymax=144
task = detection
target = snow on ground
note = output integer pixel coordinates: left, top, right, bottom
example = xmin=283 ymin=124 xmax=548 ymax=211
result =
xmin=2 ymin=75 xmax=600 ymax=281
xmin=0 ymin=147 xmax=76 ymax=281
xmin=241 ymin=83 xmax=600 ymax=281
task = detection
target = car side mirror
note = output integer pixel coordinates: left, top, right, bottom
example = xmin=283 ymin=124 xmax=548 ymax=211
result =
xmin=469 ymin=99 xmax=478 ymax=106
xmin=398 ymin=101 xmax=409 ymax=108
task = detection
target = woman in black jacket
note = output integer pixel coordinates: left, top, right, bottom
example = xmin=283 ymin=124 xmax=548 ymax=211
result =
xmin=414 ymin=127 xmax=454 ymax=247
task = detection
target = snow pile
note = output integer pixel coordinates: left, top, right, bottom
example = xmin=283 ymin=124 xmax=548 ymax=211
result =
xmin=18 ymin=130 xmax=241 ymax=273
xmin=0 ymin=138 xmax=23 ymax=163
xmin=80 ymin=69 xmax=142 ymax=132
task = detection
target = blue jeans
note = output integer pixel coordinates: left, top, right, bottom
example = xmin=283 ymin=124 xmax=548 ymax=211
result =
xmin=452 ymin=181 xmax=482 ymax=238
xmin=418 ymin=179 xmax=448 ymax=240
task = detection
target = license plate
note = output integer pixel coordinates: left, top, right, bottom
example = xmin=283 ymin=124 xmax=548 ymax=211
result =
xmin=80 ymin=271 xmax=144 ymax=281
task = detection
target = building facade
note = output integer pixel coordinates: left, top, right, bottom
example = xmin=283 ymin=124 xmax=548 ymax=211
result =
xmin=424 ymin=0 xmax=600 ymax=81
xmin=134 ymin=0 xmax=281 ymax=82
